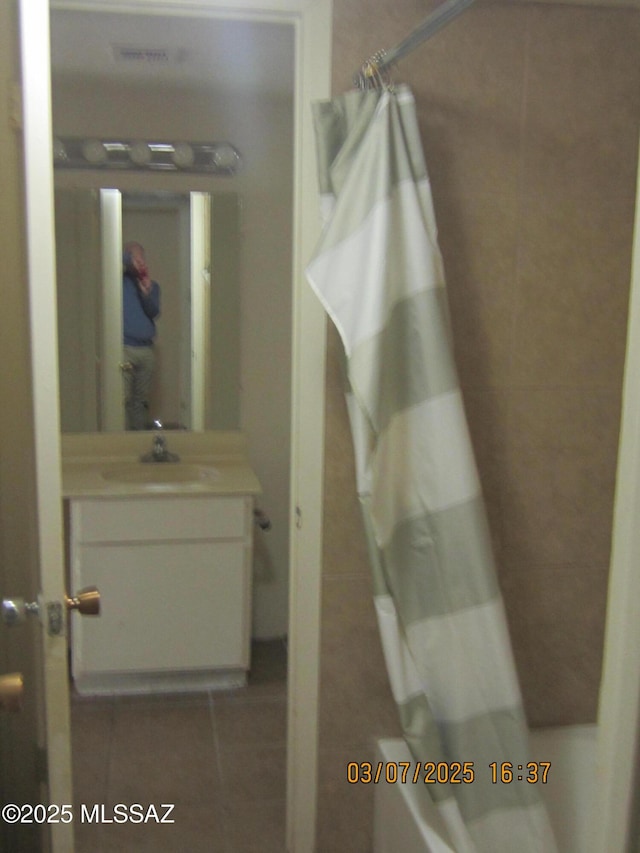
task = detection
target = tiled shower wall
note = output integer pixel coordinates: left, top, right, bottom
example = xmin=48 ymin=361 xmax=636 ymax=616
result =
xmin=317 ymin=1 xmax=640 ymax=849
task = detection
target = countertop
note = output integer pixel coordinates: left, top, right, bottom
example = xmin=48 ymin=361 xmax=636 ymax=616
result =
xmin=61 ymin=431 xmax=262 ymax=499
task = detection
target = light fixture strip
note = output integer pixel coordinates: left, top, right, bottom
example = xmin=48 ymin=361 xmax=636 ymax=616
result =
xmin=53 ymin=137 xmax=241 ymax=175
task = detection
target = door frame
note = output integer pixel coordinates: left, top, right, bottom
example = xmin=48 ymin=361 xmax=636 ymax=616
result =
xmin=590 ymin=141 xmax=640 ymax=852
xmin=22 ymin=0 xmax=332 ymax=850
xmin=19 ymin=1 xmax=73 ymax=850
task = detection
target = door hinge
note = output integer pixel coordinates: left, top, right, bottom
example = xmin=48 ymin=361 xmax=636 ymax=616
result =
xmin=8 ymin=81 xmax=22 ymax=131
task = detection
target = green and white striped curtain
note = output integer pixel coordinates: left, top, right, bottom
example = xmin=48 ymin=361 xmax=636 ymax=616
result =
xmin=306 ymin=86 xmax=557 ymax=852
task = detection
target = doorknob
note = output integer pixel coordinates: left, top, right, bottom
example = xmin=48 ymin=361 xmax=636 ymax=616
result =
xmin=48 ymin=586 xmax=101 ymax=636
xmin=2 ymin=586 xmax=100 ymax=635
xmin=65 ymin=586 xmax=100 ymax=616
xmin=1 ymin=596 xmax=39 ymax=627
xmin=0 ymin=673 xmax=24 ymax=713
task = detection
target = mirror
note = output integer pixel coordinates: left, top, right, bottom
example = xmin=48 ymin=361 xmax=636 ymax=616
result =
xmin=55 ymin=187 xmax=241 ymax=431
xmin=50 ymin=8 xmax=295 ymax=437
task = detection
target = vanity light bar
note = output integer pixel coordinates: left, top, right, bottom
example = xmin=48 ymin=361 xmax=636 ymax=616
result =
xmin=53 ymin=137 xmax=242 ymax=175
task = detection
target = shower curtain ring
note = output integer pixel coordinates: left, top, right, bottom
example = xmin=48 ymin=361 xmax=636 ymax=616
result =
xmin=355 ymin=50 xmax=395 ymax=91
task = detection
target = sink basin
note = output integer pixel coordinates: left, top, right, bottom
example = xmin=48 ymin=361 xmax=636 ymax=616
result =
xmin=101 ymin=463 xmax=219 ymax=485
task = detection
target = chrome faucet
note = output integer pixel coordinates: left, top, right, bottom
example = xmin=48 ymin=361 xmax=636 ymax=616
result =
xmin=141 ymin=421 xmax=180 ymax=463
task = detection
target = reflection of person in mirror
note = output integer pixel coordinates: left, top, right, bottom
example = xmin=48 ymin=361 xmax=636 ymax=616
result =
xmin=122 ymin=241 xmax=161 ymax=430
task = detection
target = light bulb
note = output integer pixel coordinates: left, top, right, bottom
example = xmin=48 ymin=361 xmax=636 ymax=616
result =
xmin=82 ymin=139 xmax=107 ymax=165
xmin=172 ymin=142 xmax=194 ymax=168
xmin=211 ymin=143 xmax=241 ymax=171
xmin=129 ymin=140 xmax=152 ymax=166
xmin=53 ymin=138 xmax=68 ymax=163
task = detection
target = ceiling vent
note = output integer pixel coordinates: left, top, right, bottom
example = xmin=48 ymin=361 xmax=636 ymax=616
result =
xmin=112 ymin=45 xmax=184 ymax=65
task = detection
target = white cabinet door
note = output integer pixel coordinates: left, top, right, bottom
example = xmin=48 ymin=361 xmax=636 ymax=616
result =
xmin=69 ymin=495 xmax=252 ymax=690
xmin=73 ymin=540 xmax=248 ymax=674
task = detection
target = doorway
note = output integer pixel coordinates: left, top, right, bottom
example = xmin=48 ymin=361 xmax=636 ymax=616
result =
xmin=51 ymin=7 xmax=295 ymax=849
xmin=9 ymin=0 xmax=330 ymax=849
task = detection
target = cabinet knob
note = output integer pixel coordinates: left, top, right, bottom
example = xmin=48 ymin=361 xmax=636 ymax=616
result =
xmin=0 ymin=673 xmax=24 ymax=713
xmin=65 ymin=586 xmax=100 ymax=616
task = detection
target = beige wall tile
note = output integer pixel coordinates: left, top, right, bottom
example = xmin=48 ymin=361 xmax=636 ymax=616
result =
xmin=320 ymin=575 xmax=401 ymax=748
xmin=501 ymin=562 xmax=608 ymax=726
xmin=438 ymin=192 xmax=520 ymax=389
xmin=523 ymin=7 xmax=640 ymax=205
xmin=410 ymin=5 xmax=529 ymax=202
xmin=506 ymin=387 xmax=622 ymax=455
xmin=500 ymin=445 xmax=616 ymax=567
xmin=513 ymin=191 xmax=632 ymax=387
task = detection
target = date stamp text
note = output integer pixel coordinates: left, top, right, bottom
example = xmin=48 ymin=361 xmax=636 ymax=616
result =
xmin=347 ymin=761 xmax=551 ymax=785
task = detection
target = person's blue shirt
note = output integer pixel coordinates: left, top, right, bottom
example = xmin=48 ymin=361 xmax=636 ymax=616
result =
xmin=123 ymin=274 xmax=160 ymax=346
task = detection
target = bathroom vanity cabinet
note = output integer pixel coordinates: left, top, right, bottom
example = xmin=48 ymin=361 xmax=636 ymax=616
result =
xmin=68 ymin=493 xmax=255 ymax=695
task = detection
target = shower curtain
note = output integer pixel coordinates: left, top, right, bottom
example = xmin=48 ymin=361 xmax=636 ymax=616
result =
xmin=306 ymin=85 xmax=557 ymax=853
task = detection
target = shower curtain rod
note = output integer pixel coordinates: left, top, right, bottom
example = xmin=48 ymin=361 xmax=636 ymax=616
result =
xmin=356 ymin=0 xmax=476 ymax=84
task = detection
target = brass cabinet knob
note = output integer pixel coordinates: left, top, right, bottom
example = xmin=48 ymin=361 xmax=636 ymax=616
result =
xmin=65 ymin=586 xmax=100 ymax=616
xmin=0 ymin=673 xmax=24 ymax=713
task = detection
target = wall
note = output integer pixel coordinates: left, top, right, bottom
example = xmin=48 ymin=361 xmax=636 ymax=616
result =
xmin=316 ymin=1 xmax=640 ymax=849
xmin=52 ymin=70 xmax=294 ymax=638
xmin=55 ymin=188 xmax=101 ymax=432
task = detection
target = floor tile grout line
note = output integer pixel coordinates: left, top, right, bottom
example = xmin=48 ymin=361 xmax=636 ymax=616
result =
xmin=71 ymin=639 xmax=288 ymax=851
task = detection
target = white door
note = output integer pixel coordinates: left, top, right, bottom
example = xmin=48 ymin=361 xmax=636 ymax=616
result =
xmin=9 ymin=2 xmax=74 ymax=850
xmin=13 ymin=2 xmax=332 ymax=852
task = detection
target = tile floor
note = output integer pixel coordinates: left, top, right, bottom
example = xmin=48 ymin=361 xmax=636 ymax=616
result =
xmin=70 ymin=639 xmax=288 ymax=852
